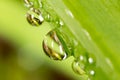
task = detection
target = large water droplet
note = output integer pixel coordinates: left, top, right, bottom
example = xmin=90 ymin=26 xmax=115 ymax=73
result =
xmin=26 ymin=8 xmax=44 ymax=26
xmin=43 ymin=30 xmax=67 ymax=60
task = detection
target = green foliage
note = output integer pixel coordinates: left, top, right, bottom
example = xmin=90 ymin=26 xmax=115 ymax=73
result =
xmin=0 ymin=0 xmax=120 ymax=80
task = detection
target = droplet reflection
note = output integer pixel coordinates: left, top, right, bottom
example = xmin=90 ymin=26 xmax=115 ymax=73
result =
xmin=26 ymin=8 xmax=44 ymax=26
xmin=43 ymin=30 xmax=67 ymax=60
xmin=24 ymin=0 xmax=33 ymax=8
xmin=72 ymin=60 xmax=86 ymax=75
xmin=72 ymin=54 xmax=96 ymax=79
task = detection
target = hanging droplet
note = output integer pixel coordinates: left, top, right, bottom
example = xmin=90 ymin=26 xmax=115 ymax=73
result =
xmin=24 ymin=0 xmax=40 ymax=8
xmin=72 ymin=54 xmax=87 ymax=75
xmin=26 ymin=8 xmax=44 ymax=26
xmin=24 ymin=0 xmax=33 ymax=8
xmin=72 ymin=60 xmax=86 ymax=75
xmin=42 ymin=30 xmax=67 ymax=60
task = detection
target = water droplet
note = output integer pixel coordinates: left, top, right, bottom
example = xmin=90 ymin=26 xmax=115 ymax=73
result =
xmin=89 ymin=70 xmax=95 ymax=76
xmin=86 ymin=69 xmax=95 ymax=80
xmin=88 ymin=57 xmax=94 ymax=64
xmin=44 ymin=13 xmax=52 ymax=22
xmin=55 ymin=19 xmax=64 ymax=27
xmin=88 ymin=54 xmax=96 ymax=65
xmin=24 ymin=0 xmax=33 ymax=8
xmin=38 ymin=0 xmax=43 ymax=8
xmin=72 ymin=60 xmax=86 ymax=75
xmin=86 ymin=55 xmax=96 ymax=79
xmin=43 ymin=30 xmax=67 ymax=60
xmin=72 ymin=54 xmax=88 ymax=75
xmin=59 ymin=20 xmax=64 ymax=26
xmin=26 ymin=8 xmax=44 ymax=26
xmin=72 ymin=53 xmax=96 ymax=80
xmin=24 ymin=0 xmax=41 ymax=9
xmin=79 ymin=55 xmax=87 ymax=62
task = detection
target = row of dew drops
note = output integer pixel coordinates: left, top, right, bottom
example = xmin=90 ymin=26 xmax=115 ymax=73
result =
xmin=24 ymin=0 xmax=96 ymax=79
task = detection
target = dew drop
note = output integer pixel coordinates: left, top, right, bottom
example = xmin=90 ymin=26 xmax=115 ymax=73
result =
xmin=44 ymin=13 xmax=51 ymax=22
xmin=72 ymin=60 xmax=86 ymax=75
xmin=38 ymin=0 xmax=43 ymax=8
xmin=42 ymin=30 xmax=67 ymax=60
xmin=72 ymin=54 xmax=88 ymax=75
xmin=72 ymin=53 xmax=96 ymax=80
xmin=88 ymin=55 xmax=96 ymax=65
xmin=55 ymin=19 xmax=64 ymax=27
xmin=24 ymin=0 xmax=40 ymax=9
xmin=86 ymin=69 xmax=95 ymax=80
xmin=88 ymin=57 xmax=94 ymax=64
xmin=59 ymin=20 xmax=64 ymax=26
xmin=86 ymin=55 xmax=96 ymax=79
xmin=26 ymin=8 xmax=44 ymax=26
xmin=79 ymin=55 xmax=86 ymax=61
xmin=89 ymin=70 xmax=95 ymax=76
xmin=24 ymin=0 xmax=33 ymax=8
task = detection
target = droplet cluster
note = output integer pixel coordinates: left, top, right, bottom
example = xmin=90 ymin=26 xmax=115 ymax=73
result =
xmin=23 ymin=0 xmax=96 ymax=79
xmin=72 ymin=53 xmax=96 ymax=79
xmin=24 ymin=0 xmax=44 ymax=26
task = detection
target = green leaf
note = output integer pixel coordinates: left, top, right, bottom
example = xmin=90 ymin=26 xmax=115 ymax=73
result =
xmin=0 ymin=0 xmax=120 ymax=80
xmin=42 ymin=0 xmax=120 ymax=80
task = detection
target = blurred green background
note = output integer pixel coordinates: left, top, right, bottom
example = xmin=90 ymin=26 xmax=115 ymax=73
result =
xmin=0 ymin=0 xmax=82 ymax=80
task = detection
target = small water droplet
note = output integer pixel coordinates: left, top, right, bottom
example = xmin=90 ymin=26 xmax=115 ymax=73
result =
xmin=44 ymin=13 xmax=52 ymax=22
xmin=87 ymin=54 xmax=96 ymax=65
xmin=86 ymin=55 xmax=96 ymax=79
xmin=89 ymin=70 xmax=95 ymax=76
xmin=43 ymin=30 xmax=67 ymax=60
xmin=26 ymin=8 xmax=44 ymax=26
xmin=55 ymin=19 xmax=64 ymax=27
xmin=80 ymin=55 xmax=84 ymax=61
xmin=88 ymin=57 xmax=94 ymax=64
xmin=72 ymin=53 xmax=96 ymax=80
xmin=86 ymin=69 xmax=95 ymax=80
xmin=72 ymin=60 xmax=86 ymax=75
xmin=24 ymin=0 xmax=40 ymax=9
xmin=72 ymin=54 xmax=88 ymax=75
xmin=59 ymin=20 xmax=64 ymax=26
xmin=24 ymin=0 xmax=33 ymax=8
xmin=38 ymin=0 xmax=43 ymax=8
